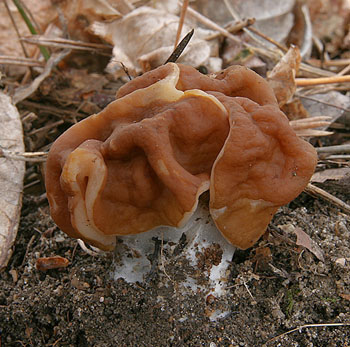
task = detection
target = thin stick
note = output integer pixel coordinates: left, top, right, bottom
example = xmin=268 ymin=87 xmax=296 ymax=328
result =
xmin=304 ymin=183 xmax=350 ymax=215
xmin=266 ymin=322 xmax=350 ymax=344
xmin=0 ymin=56 xmax=44 ymax=67
xmin=22 ymin=36 xmax=112 ymax=52
xmin=292 ymin=122 xmax=331 ymax=130
xmin=337 ymin=63 xmax=350 ymax=76
xmin=324 ymin=155 xmax=350 ymax=160
xmin=205 ymin=18 xmax=255 ymax=41
xmin=298 ymin=94 xmax=350 ymax=113
xmin=243 ymin=280 xmax=256 ymax=303
xmin=296 ymin=75 xmax=350 ymax=86
xmin=316 ymin=144 xmax=350 ymax=154
xmin=185 ymin=5 xmax=242 ymax=45
xmin=246 ymin=26 xmax=288 ymax=53
xmin=0 ymin=149 xmax=47 ymax=162
xmin=174 ymin=0 xmax=189 ymax=48
xmin=222 ymin=0 xmax=287 ymax=52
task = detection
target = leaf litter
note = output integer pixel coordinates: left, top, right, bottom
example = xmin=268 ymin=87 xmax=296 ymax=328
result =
xmin=0 ymin=0 xmax=349 ymax=346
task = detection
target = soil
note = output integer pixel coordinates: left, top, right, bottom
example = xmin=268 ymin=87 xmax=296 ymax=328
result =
xmin=0 ymin=182 xmax=349 ymax=346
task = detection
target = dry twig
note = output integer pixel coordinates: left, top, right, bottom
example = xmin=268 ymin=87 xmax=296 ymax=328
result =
xmin=265 ymin=322 xmax=350 ymax=345
xmin=296 ymin=75 xmax=350 ymax=87
xmin=174 ymin=0 xmax=189 ymax=48
xmin=305 ymin=183 xmax=350 ymax=215
xmin=0 ymin=149 xmax=47 ymax=162
xmin=22 ymin=36 xmax=112 ymax=53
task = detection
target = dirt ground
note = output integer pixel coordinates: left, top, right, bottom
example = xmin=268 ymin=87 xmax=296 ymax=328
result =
xmin=1 ymin=1 xmax=350 ymax=344
xmin=0 ymin=181 xmax=349 ymax=346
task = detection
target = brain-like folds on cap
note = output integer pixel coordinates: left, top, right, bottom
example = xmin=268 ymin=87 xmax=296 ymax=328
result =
xmin=45 ymin=63 xmax=317 ymax=250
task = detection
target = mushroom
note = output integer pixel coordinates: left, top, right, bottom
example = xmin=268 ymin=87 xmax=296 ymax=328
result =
xmin=45 ymin=63 xmax=317 ymax=250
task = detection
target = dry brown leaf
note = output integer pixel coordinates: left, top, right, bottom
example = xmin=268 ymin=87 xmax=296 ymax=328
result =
xmin=197 ymin=0 xmax=295 ymax=43
xmin=282 ymin=98 xmax=310 ymax=120
xmin=267 ymin=46 xmax=301 ymax=107
xmin=90 ymin=6 xmax=220 ymax=77
xmin=339 ymin=293 xmax=350 ymax=301
xmin=294 ymin=227 xmax=325 ymax=262
xmin=0 ymin=92 xmax=25 ymax=269
xmin=301 ymin=91 xmax=350 ymax=128
xmin=312 ymin=168 xmax=350 ymax=183
xmin=59 ymin=0 xmax=123 ymax=42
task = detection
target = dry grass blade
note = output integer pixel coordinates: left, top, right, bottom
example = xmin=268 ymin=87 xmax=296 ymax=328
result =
xmin=245 ymin=25 xmax=288 ymax=53
xmin=265 ymin=322 xmax=350 ymax=344
xmin=205 ymin=18 xmax=255 ymax=41
xmin=183 ymin=3 xmax=241 ymax=45
xmin=22 ymin=36 xmax=112 ymax=53
xmin=316 ymin=144 xmax=350 ymax=154
xmin=295 ymin=129 xmax=333 ymax=137
xmin=298 ymin=94 xmax=350 ymax=113
xmin=0 ymin=55 xmax=44 ymax=67
xmin=0 ymin=149 xmax=47 ymax=162
xmin=290 ymin=117 xmax=332 ymax=130
xmin=290 ymin=117 xmax=333 ymax=137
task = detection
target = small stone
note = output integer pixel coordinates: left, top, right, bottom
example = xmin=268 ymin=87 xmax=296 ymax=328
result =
xmin=335 ymin=258 xmax=346 ymax=266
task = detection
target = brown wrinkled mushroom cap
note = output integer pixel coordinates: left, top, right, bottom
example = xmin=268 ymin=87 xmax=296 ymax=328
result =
xmin=45 ymin=63 xmax=317 ymax=250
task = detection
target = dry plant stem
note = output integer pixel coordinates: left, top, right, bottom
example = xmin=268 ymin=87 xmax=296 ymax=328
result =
xmin=21 ymin=100 xmax=83 ymax=119
xmin=295 ymin=129 xmax=333 ymax=137
xmin=325 ymin=155 xmax=350 ymax=160
xmin=20 ymin=234 xmax=36 ymax=268
xmin=205 ymin=18 xmax=255 ymax=41
xmin=296 ymin=75 xmax=350 ymax=86
xmin=266 ymin=323 xmax=350 ymax=344
xmin=22 ymin=36 xmax=112 ymax=53
xmin=290 ymin=120 xmax=331 ymax=131
xmin=0 ymin=149 xmax=47 ymax=162
xmin=3 ymin=0 xmax=30 ymax=58
xmin=184 ymin=4 xmax=242 ymax=45
xmin=223 ymin=0 xmax=332 ymax=78
xmin=28 ymin=120 xmax=64 ymax=136
xmin=77 ymin=239 xmax=100 ymax=257
xmin=309 ymin=58 xmax=350 ymax=67
xmin=298 ymin=94 xmax=350 ymax=113
xmin=222 ymin=0 xmax=285 ymax=53
xmin=316 ymin=144 xmax=350 ymax=154
xmin=299 ymin=62 xmax=335 ymax=78
xmin=0 ymin=56 xmax=43 ymax=67
xmin=337 ymin=63 xmax=350 ymax=76
xmin=246 ymin=26 xmax=288 ymax=53
xmin=304 ymin=183 xmax=350 ymax=215
xmin=174 ymin=0 xmax=189 ymax=48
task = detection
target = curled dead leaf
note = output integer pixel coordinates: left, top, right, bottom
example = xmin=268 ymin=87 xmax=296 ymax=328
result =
xmin=267 ymin=46 xmax=301 ymax=107
xmin=90 ymin=6 xmax=220 ymax=77
xmin=294 ymin=227 xmax=325 ymax=262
